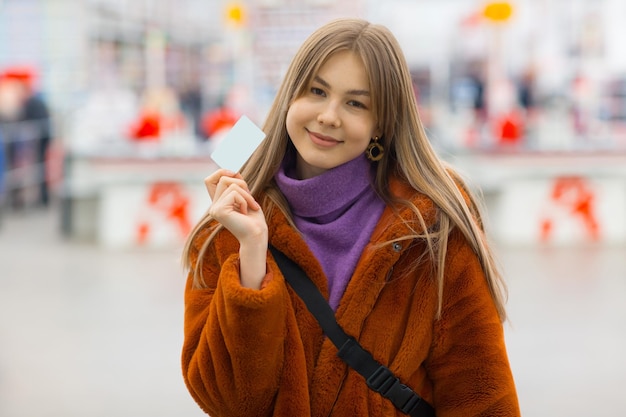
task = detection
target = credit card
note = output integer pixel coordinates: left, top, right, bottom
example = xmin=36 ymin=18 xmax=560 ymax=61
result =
xmin=210 ymin=115 xmax=266 ymax=172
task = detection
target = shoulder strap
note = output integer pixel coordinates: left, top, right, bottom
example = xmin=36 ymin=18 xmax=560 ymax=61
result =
xmin=269 ymin=246 xmax=435 ymax=417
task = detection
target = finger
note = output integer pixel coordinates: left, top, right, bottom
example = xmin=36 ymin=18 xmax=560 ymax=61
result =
xmin=205 ymin=170 xmax=248 ymax=200
xmin=204 ymin=169 xmax=234 ymax=197
xmin=222 ymin=183 xmax=260 ymax=212
xmin=209 ymin=188 xmax=253 ymax=220
xmin=213 ymin=180 xmax=252 ymax=208
xmin=208 ymin=183 xmax=259 ymax=219
xmin=232 ymin=192 xmax=250 ymax=215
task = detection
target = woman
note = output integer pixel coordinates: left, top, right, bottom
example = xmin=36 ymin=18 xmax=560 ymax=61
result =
xmin=181 ymin=18 xmax=520 ymax=417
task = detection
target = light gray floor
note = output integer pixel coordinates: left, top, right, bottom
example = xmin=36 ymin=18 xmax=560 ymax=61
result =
xmin=1 ymin=205 xmax=625 ymax=416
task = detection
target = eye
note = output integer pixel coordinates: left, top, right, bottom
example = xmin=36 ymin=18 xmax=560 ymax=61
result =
xmin=348 ymin=100 xmax=367 ymax=109
xmin=310 ymin=87 xmax=325 ymax=96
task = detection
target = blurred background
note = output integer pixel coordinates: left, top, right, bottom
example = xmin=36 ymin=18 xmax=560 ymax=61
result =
xmin=0 ymin=0 xmax=625 ymax=416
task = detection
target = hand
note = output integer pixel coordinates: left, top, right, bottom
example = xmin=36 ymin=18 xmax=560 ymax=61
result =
xmin=205 ymin=169 xmax=268 ymax=288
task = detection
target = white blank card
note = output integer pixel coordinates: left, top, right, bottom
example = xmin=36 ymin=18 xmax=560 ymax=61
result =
xmin=210 ymin=115 xmax=266 ymax=172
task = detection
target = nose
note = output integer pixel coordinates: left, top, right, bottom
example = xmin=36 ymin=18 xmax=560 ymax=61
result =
xmin=317 ymin=102 xmax=341 ymax=127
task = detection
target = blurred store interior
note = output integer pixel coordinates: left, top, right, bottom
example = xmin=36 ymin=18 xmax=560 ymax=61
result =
xmin=1 ymin=0 xmax=625 ymax=416
xmin=2 ymin=0 xmax=626 ymax=245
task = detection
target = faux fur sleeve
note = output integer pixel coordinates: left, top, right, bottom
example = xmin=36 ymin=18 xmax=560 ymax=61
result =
xmin=426 ymin=231 xmax=520 ymax=416
xmin=181 ymin=231 xmax=289 ymax=417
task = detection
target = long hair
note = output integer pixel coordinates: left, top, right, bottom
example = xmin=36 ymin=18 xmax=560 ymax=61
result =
xmin=182 ymin=18 xmax=508 ymax=321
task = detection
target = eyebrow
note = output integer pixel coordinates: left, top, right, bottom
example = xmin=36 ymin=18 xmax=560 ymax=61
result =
xmin=314 ymin=76 xmax=370 ymax=96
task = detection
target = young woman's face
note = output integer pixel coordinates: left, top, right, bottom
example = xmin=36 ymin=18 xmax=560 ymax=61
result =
xmin=286 ymin=50 xmax=379 ymax=179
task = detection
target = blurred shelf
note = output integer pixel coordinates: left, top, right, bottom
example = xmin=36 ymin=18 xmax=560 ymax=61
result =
xmin=447 ymin=150 xmax=626 ymax=191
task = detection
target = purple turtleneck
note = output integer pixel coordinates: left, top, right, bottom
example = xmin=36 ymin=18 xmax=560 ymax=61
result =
xmin=274 ymin=153 xmax=386 ymax=310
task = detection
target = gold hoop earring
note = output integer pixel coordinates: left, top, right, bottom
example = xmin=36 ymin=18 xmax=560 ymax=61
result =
xmin=365 ymin=136 xmax=384 ymax=162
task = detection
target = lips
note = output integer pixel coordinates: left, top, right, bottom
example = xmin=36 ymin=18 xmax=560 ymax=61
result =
xmin=307 ymin=130 xmax=341 ymax=147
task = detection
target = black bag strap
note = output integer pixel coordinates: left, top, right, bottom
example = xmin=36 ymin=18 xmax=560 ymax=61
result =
xmin=269 ymin=246 xmax=435 ymax=417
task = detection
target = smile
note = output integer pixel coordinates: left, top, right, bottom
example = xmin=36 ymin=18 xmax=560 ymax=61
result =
xmin=307 ymin=130 xmax=342 ymax=148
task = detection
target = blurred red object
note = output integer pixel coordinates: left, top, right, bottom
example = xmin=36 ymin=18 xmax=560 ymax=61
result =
xmin=127 ymin=111 xmax=186 ymax=141
xmin=540 ymin=176 xmax=600 ymax=242
xmin=493 ymin=111 xmax=524 ymax=145
xmin=128 ymin=111 xmax=162 ymax=140
xmin=0 ymin=66 xmax=37 ymax=90
xmin=201 ymin=106 xmax=239 ymax=138
xmin=136 ymin=181 xmax=191 ymax=245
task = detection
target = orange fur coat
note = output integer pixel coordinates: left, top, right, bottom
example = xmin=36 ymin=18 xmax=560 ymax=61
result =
xmin=182 ymin=178 xmax=520 ymax=416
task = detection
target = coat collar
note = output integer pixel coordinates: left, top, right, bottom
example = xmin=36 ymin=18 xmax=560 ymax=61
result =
xmin=267 ymin=175 xmax=437 ymax=312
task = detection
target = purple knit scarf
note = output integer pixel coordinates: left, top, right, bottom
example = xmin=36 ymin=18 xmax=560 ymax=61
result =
xmin=275 ymin=153 xmax=386 ymax=310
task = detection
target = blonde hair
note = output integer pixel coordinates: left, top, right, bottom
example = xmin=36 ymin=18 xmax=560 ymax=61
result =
xmin=182 ymin=18 xmax=507 ymax=321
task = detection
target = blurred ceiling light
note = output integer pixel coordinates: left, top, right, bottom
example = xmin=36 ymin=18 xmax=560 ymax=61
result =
xmin=225 ymin=2 xmax=246 ymax=28
xmin=483 ymin=1 xmax=514 ymax=22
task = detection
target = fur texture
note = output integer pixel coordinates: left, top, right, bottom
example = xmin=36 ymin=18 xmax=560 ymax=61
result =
xmin=182 ymin=177 xmax=520 ymax=416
